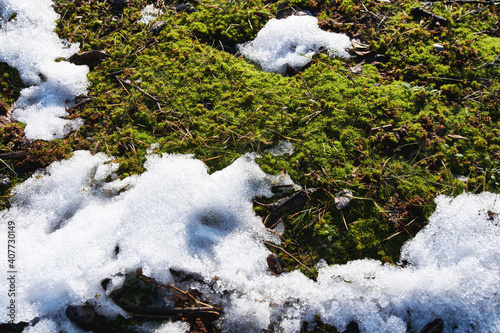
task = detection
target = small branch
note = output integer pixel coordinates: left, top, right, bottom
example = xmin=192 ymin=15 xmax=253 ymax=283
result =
xmin=370 ymin=124 xmax=394 ymax=132
xmin=266 ymin=227 xmax=286 ymax=241
xmin=115 ymin=76 xmax=158 ymax=102
xmin=91 ymin=141 xmax=101 ymax=156
xmin=66 ymin=96 xmax=94 ymax=112
xmin=0 ymin=151 xmax=25 ymax=160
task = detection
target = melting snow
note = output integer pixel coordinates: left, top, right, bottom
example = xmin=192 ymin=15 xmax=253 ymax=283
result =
xmin=0 ymin=0 xmax=89 ymax=140
xmin=1 ymin=151 xmax=499 ymax=332
xmin=266 ymin=140 xmax=294 ymax=156
xmin=139 ymin=4 xmax=162 ymax=25
xmin=238 ymin=15 xmax=352 ymax=74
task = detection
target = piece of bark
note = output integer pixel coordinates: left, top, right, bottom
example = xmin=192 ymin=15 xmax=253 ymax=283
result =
xmin=69 ymin=50 xmax=111 ymax=65
xmin=269 ymin=188 xmax=316 ymax=217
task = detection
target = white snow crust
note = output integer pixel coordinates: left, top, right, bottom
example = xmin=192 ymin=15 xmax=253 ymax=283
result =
xmin=238 ymin=15 xmax=352 ymax=74
xmin=1 ymin=151 xmax=499 ymax=332
xmin=0 ymin=0 xmax=89 ymax=140
xmin=139 ymin=4 xmax=162 ymax=24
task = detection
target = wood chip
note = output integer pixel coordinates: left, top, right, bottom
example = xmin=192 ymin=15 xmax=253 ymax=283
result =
xmin=447 ymin=134 xmax=467 ymax=139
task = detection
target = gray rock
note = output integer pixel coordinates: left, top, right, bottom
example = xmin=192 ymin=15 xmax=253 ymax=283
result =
xmin=335 ymin=189 xmax=353 ymax=210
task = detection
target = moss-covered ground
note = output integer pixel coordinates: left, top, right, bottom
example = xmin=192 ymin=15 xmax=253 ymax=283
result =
xmin=0 ymin=0 xmax=499 ymax=330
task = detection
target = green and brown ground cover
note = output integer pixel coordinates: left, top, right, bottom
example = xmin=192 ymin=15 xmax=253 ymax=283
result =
xmin=0 ymin=0 xmax=499 ymax=331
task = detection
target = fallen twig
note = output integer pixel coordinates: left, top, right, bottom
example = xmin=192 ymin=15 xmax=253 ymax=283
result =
xmin=475 ymin=55 xmax=500 ymax=70
xmin=370 ymin=124 xmax=394 ymax=132
xmin=69 ymin=50 xmax=111 ymax=65
xmin=166 ymin=283 xmax=221 ymax=311
xmin=262 ymin=188 xmax=316 ymax=227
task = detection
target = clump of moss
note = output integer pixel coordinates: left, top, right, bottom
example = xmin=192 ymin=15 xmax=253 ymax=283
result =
xmin=1 ymin=0 xmax=497 ymax=281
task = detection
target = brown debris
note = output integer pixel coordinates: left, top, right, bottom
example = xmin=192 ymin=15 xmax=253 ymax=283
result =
xmin=276 ymin=3 xmax=309 ymax=19
xmin=108 ymin=0 xmax=128 ymax=9
xmin=65 ymin=303 xmax=98 ymax=331
xmin=335 ymin=189 xmax=353 ymax=210
xmin=267 ymin=253 xmax=286 ymax=276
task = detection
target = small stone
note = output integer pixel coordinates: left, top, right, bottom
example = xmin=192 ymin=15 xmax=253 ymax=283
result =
xmin=433 ymin=43 xmax=444 ymax=52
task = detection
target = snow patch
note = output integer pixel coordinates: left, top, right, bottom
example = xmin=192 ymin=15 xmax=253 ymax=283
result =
xmin=238 ymin=15 xmax=351 ymax=74
xmin=0 ymin=0 xmax=89 ymax=140
xmin=1 ymin=151 xmax=499 ymax=332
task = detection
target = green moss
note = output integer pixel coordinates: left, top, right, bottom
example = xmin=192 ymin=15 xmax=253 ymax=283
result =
xmin=1 ymin=0 xmax=497 ymax=280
